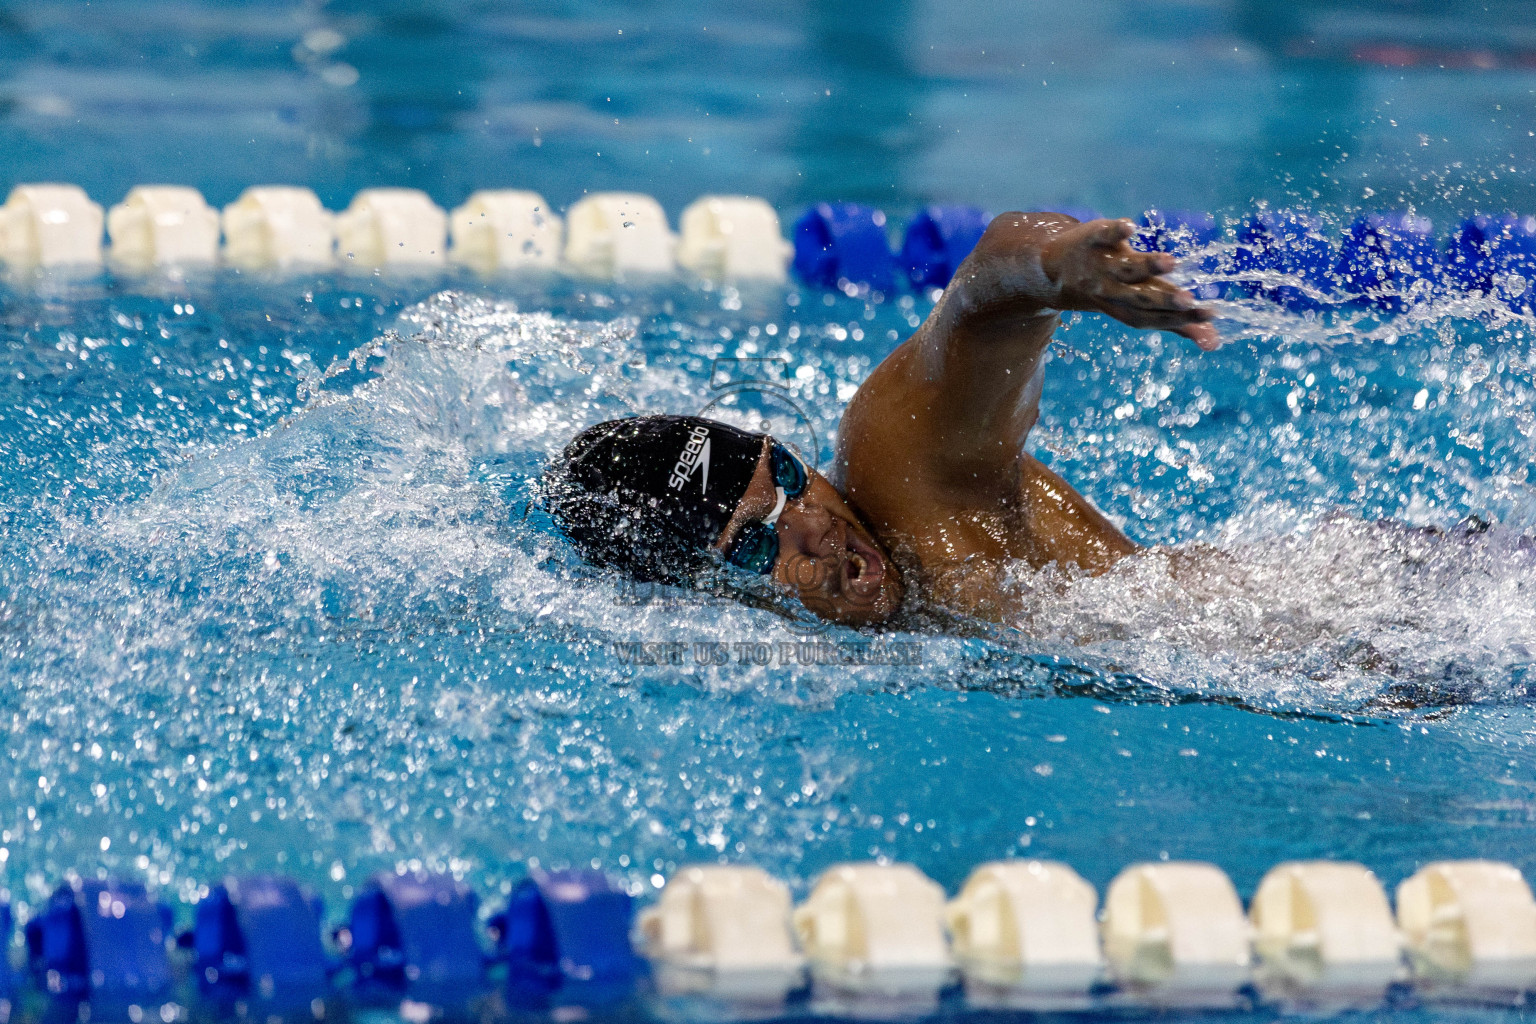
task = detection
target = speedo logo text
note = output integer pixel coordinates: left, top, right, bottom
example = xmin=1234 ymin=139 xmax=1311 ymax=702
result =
xmin=669 ymin=425 xmax=711 ymax=492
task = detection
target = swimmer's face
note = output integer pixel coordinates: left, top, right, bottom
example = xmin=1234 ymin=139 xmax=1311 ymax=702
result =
xmin=714 ymin=442 xmax=903 ymax=626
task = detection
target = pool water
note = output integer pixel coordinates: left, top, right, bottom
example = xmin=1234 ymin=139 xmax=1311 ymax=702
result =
xmin=5 ymin=0 xmax=1536 ymax=1018
xmin=5 ymin=268 xmax=1536 ymax=932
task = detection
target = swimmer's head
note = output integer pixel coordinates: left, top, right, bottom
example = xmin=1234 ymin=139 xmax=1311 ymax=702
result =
xmin=543 ymin=415 xmax=902 ymax=625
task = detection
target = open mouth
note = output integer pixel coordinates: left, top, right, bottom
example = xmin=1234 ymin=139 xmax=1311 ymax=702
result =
xmin=842 ymin=524 xmax=885 ymax=592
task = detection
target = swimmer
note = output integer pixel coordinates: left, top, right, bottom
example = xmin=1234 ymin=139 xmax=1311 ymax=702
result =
xmin=543 ymin=213 xmax=1219 ymax=625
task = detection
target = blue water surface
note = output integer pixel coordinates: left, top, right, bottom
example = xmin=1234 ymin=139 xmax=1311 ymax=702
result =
xmin=3 ymin=2 xmax=1536 ymax=1021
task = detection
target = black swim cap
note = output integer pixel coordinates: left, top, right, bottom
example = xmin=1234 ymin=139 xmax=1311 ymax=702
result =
xmin=543 ymin=415 xmax=767 ymax=583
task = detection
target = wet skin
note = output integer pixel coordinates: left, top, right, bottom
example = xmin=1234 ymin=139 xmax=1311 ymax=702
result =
xmin=814 ymin=213 xmax=1220 ymax=623
xmin=714 ymin=442 xmax=904 ymax=626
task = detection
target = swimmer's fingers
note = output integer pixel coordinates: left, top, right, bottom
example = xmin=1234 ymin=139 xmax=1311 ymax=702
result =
xmin=1108 ymin=250 xmax=1176 ymax=284
xmin=1099 ymin=302 xmax=1223 ymax=350
xmin=1178 ymin=321 xmax=1223 ymax=351
xmin=1092 ymin=275 xmax=1197 ymax=312
xmin=1047 ymin=219 xmax=1224 ymax=349
xmin=1123 ymin=305 xmax=1216 ymax=330
xmin=1157 ymin=315 xmax=1222 ymax=350
xmin=1047 ymin=220 xmax=1159 ymax=294
xmin=1100 ymin=303 xmax=1214 ymax=330
xmin=1083 ymin=218 xmax=1136 ymax=248
xmin=1079 ymin=220 xmax=1176 ymax=283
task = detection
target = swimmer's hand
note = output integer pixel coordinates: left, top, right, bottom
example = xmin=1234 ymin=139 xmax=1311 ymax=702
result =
xmin=1041 ymin=217 xmax=1221 ymax=350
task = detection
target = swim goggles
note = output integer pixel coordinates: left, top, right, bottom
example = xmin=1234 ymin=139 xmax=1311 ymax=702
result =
xmin=722 ymin=441 xmax=809 ymax=575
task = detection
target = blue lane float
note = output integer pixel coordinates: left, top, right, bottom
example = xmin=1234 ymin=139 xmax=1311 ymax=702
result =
xmin=25 ymin=879 xmax=174 ymax=1002
xmin=1446 ymin=213 xmax=1536 ymax=309
xmin=496 ymin=868 xmax=643 ymax=1007
xmin=900 ymin=204 xmax=990 ymax=289
xmin=1136 ymin=209 xmax=1223 ymax=300
xmin=347 ymin=870 xmax=484 ymax=1001
xmin=1136 ymin=208 xmax=1218 ymax=253
xmin=792 ymin=202 xmax=896 ymax=294
xmin=1234 ymin=210 xmax=1338 ymax=310
xmin=0 ymin=898 xmax=11 ymax=999
xmin=192 ymin=875 xmax=330 ymax=1003
xmin=1 ymin=855 xmax=1536 ymax=1015
xmin=1337 ymin=212 xmax=1438 ymax=311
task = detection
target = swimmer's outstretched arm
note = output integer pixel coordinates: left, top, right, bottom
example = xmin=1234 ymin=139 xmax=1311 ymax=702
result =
xmin=917 ymin=213 xmax=1220 ymax=463
xmin=835 ymin=213 xmax=1219 ymax=577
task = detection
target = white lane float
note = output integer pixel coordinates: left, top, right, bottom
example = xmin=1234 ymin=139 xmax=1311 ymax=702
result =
xmin=449 ymin=189 xmax=562 ymax=271
xmin=1397 ymin=860 xmax=1536 ymax=1002
xmin=334 ymin=187 xmax=447 ymax=268
xmin=564 ymin=192 xmax=676 ymax=277
xmin=1101 ymin=861 xmax=1253 ymax=1007
xmin=945 ymin=859 xmax=1102 ymax=1009
xmin=0 ymin=184 xmax=104 ymax=268
xmin=1250 ymin=860 xmax=1403 ymax=1006
xmin=793 ymin=862 xmax=954 ymax=1015
xmin=677 ymin=195 xmax=793 ymax=282
xmin=222 ymin=186 xmax=335 ymax=270
xmin=107 ymin=185 xmax=220 ymax=268
xmin=637 ymin=864 xmax=805 ymax=1005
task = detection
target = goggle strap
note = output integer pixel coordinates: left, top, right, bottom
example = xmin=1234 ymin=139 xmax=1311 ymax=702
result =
xmin=763 ymin=486 xmax=788 ymax=527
